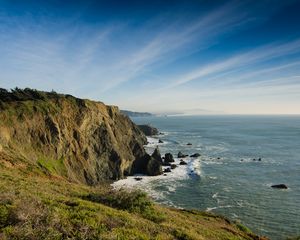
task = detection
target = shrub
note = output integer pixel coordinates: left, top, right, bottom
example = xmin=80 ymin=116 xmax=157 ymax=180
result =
xmin=173 ymin=229 xmax=194 ymax=240
xmin=82 ymin=189 xmax=165 ymax=223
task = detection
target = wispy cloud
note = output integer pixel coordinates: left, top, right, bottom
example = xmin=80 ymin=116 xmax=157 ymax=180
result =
xmin=0 ymin=1 xmax=299 ymax=114
xmin=163 ymin=38 xmax=300 ymax=90
xmin=0 ymin=1 xmax=256 ymax=94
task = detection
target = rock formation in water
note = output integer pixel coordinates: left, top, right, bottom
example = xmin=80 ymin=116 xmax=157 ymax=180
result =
xmin=137 ymin=124 xmax=159 ymax=136
xmin=164 ymin=153 xmax=175 ymax=163
xmin=271 ymin=184 xmax=288 ymax=189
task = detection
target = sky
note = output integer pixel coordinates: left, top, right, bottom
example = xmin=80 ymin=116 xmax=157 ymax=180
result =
xmin=0 ymin=0 xmax=300 ymax=115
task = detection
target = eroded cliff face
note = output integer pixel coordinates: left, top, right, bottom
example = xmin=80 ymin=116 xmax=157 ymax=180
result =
xmin=0 ymin=90 xmax=148 ymax=184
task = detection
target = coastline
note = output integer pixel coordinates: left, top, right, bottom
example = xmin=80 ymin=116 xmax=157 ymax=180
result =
xmin=115 ymin=115 xmax=300 ymax=239
xmin=112 ymin=135 xmax=203 ymax=208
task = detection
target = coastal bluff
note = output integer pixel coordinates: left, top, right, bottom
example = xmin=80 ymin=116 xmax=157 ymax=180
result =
xmin=0 ymin=89 xmax=268 ymax=240
xmin=0 ymin=88 xmax=160 ymax=184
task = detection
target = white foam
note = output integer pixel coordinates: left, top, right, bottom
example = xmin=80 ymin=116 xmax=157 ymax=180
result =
xmin=212 ymin=192 xmax=219 ymax=199
xmin=212 ymin=192 xmax=222 ymax=204
xmin=206 ymin=205 xmax=233 ymax=212
xmin=188 ymin=158 xmax=202 ymax=176
xmin=208 ymin=176 xmax=218 ymax=180
xmin=145 ymin=136 xmax=159 ymax=147
xmin=112 ymin=137 xmax=204 ymax=204
xmin=112 ymin=157 xmax=201 ymax=202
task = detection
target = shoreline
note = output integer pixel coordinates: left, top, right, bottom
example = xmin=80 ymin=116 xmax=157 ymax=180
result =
xmin=112 ymin=136 xmax=202 ymax=207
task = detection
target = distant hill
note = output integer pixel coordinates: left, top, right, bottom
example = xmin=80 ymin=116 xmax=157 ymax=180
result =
xmin=121 ymin=110 xmax=154 ymax=117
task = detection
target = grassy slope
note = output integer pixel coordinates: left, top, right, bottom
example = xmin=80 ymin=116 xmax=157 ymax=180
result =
xmin=0 ymin=157 xmax=264 ymax=240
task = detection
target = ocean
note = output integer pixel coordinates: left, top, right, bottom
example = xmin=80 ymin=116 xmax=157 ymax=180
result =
xmin=113 ymin=115 xmax=300 ymax=239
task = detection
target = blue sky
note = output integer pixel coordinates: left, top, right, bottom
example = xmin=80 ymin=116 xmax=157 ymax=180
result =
xmin=0 ymin=0 xmax=300 ymax=114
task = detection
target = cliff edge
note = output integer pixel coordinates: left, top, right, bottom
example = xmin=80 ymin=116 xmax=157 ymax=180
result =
xmin=0 ymin=88 xmax=149 ymax=184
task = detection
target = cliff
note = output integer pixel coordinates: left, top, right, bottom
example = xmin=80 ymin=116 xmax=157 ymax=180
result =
xmin=0 ymin=88 xmax=150 ymax=184
xmin=0 ymin=88 xmax=266 ymax=240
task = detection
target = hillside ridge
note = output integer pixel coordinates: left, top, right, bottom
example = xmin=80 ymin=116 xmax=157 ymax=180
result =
xmin=0 ymin=88 xmax=158 ymax=184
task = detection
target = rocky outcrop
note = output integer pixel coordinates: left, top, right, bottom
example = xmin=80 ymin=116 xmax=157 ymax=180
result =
xmin=0 ymin=89 xmax=150 ymax=184
xmin=271 ymin=184 xmax=288 ymax=189
xmin=137 ymin=124 xmax=159 ymax=136
xmin=179 ymin=160 xmax=187 ymax=165
xmin=190 ymin=153 xmax=201 ymax=158
xmin=164 ymin=153 xmax=174 ymax=163
xmin=132 ymin=147 xmax=163 ymax=176
xmin=152 ymin=147 xmax=163 ymax=163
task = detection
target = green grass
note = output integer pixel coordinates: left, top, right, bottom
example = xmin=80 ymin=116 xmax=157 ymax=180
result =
xmin=236 ymin=222 xmax=252 ymax=234
xmin=0 ymin=157 xmax=262 ymax=240
xmin=37 ymin=157 xmax=67 ymax=176
xmin=0 ymin=99 xmax=61 ymax=127
xmin=82 ymin=189 xmax=165 ymax=223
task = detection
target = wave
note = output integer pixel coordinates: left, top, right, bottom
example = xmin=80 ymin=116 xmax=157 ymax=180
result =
xmin=206 ymin=205 xmax=233 ymax=212
xmin=112 ymin=156 xmax=202 ymax=203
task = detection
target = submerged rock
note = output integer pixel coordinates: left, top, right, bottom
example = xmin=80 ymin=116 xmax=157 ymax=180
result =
xmin=190 ymin=153 xmax=201 ymax=158
xmin=179 ymin=160 xmax=187 ymax=165
xmin=158 ymin=139 xmax=164 ymax=143
xmin=178 ymin=151 xmax=188 ymax=158
xmin=170 ymin=164 xmax=177 ymax=169
xmin=271 ymin=184 xmax=288 ymax=189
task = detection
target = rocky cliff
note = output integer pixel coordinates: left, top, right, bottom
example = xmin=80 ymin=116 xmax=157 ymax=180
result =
xmin=0 ymin=88 xmax=154 ymax=184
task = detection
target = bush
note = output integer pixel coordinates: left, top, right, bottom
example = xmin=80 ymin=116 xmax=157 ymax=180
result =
xmin=82 ymin=189 xmax=165 ymax=223
xmin=0 ymin=88 xmax=62 ymax=103
xmin=173 ymin=229 xmax=194 ymax=240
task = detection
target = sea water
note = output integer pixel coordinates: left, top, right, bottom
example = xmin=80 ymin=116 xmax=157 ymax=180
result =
xmin=113 ymin=115 xmax=300 ymax=239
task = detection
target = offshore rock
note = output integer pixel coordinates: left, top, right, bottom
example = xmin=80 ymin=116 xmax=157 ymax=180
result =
xmin=178 ymin=151 xmax=188 ymax=158
xmin=271 ymin=184 xmax=288 ymax=189
xmin=190 ymin=153 xmax=201 ymax=158
xmin=137 ymin=124 xmax=159 ymax=136
xmin=164 ymin=153 xmax=175 ymax=163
